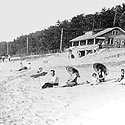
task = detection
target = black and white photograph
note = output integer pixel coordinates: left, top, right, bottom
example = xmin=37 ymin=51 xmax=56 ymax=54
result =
xmin=0 ymin=0 xmax=125 ymax=124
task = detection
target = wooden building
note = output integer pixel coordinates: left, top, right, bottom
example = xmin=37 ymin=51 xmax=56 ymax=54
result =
xmin=68 ymin=27 xmax=125 ymax=57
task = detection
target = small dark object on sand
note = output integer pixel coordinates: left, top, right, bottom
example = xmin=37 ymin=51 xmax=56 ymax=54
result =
xmin=31 ymin=72 xmax=47 ymax=78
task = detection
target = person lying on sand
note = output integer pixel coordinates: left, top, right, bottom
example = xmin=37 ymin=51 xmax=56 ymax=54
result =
xmin=31 ymin=67 xmax=47 ymax=78
xmin=18 ymin=62 xmax=28 ymax=71
xmin=115 ymin=69 xmax=124 ymax=82
xmin=63 ymin=66 xmax=80 ymax=87
xmin=42 ymin=70 xmax=59 ymax=89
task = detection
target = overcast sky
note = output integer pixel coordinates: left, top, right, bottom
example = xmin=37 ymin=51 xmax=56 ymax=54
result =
xmin=0 ymin=0 xmax=124 ymax=42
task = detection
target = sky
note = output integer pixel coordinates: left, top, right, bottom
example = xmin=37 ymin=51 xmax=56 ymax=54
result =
xmin=0 ymin=0 xmax=124 ymax=42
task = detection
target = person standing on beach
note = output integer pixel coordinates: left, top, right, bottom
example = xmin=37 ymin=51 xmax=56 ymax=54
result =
xmin=42 ymin=70 xmax=59 ymax=89
xmin=8 ymin=55 xmax=11 ymax=62
xmin=2 ymin=56 xmax=5 ymax=62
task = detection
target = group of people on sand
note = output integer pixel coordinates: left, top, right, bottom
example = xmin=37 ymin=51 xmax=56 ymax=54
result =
xmin=88 ymin=68 xmax=125 ymax=85
xmin=91 ymin=68 xmax=106 ymax=85
xmin=41 ymin=66 xmax=107 ymax=89
xmin=17 ymin=61 xmax=125 ymax=89
xmin=40 ymin=66 xmax=125 ymax=89
xmin=41 ymin=66 xmax=80 ymax=89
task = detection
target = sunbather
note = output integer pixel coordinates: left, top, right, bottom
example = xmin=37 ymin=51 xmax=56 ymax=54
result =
xmin=64 ymin=66 xmax=80 ymax=87
xmin=42 ymin=70 xmax=59 ymax=89
xmin=18 ymin=62 xmax=28 ymax=71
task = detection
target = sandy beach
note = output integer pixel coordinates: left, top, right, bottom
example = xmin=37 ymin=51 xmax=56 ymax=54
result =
xmin=1 ymin=48 xmax=125 ymax=125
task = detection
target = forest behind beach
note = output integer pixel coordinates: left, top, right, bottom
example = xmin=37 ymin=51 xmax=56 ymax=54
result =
xmin=0 ymin=3 xmax=125 ymax=56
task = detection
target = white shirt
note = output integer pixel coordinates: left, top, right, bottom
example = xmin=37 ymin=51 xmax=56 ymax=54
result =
xmin=91 ymin=77 xmax=98 ymax=85
xmin=48 ymin=75 xmax=59 ymax=83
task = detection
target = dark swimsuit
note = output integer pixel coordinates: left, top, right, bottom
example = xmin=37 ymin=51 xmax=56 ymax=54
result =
xmin=98 ymin=72 xmax=105 ymax=82
xmin=121 ymin=74 xmax=124 ymax=81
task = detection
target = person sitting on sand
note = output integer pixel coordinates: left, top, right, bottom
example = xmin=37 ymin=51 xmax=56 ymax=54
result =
xmin=18 ymin=62 xmax=28 ymax=71
xmin=115 ymin=69 xmax=124 ymax=82
xmin=37 ymin=67 xmax=43 ymax=73
xmin=91 ymin=73 xmax=98 ymax=85
xmin=79 ymin=73 xmax=98 ymax=86
xmin=97 ymin=68 xmax=105 ymax=83
xmin=65 ymin=66 xmax=80 ymax=87
xmin=42 ymin=70 xmax=59 ymax=89
xmin=66 ymin=66 xmax=80 ymax=78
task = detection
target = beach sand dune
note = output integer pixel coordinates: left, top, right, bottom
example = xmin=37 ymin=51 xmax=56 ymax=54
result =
xmin=1 ymin=48 xmax=125 ymax=125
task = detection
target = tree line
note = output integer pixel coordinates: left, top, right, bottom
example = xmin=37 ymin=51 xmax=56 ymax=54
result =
xmin=0 ymin=3 xmax=125 ymax=56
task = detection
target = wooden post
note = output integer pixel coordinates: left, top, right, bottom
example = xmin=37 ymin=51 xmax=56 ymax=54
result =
xmin=7 ymin=42 xmax=8 ymax=55
xmin=86 ymin=40 xmax=88 ymax=45
xmin=72 ymin=42 xmax=73 ymax=47
xmin=27 ymin=36 xmax=29 ymax=55
xmin=60 ymin=28 xmax=63 ymax=53
xmin=113 ymin=7 xmax=117 ymax=26
xmin=94 ymin=38 xmax=96 ymax=45
xmin=79 ymin=41 xmax=80 ymax=46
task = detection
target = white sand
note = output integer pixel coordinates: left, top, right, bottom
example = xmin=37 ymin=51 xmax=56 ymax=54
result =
xmin=1 ymin=48 xmax=125 ymax=125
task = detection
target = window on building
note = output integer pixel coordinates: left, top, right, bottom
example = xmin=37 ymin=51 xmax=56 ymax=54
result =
xmin=73 ymin=41 xmax=79 ymax=46
xmin=95 ymin=39 xmax=99 ymax=44
xmin=111 ymin=38 xmax=114 ymax=44
xmin=88 ymin=39 xmax=94 ymax=45
xmin=112 ymin=31 xmax=115 ymax=35
xmin=115 ymin=30 xmax=119 ymax=35
xmin=107 ymin=39 xmax=110 ymax=44
xmin=80 ymin=40 xmax=86 ymax=46
xmin=95 ymin=39 xmax=104 ymax=44
xmin=112 ymin=30 xmax=119 ymax=35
